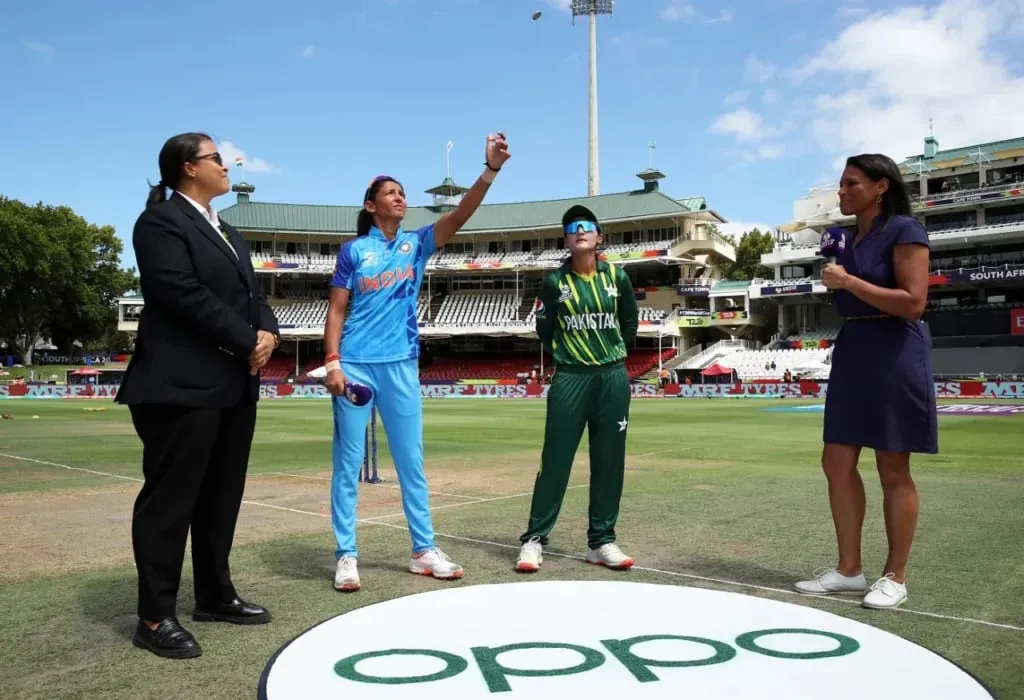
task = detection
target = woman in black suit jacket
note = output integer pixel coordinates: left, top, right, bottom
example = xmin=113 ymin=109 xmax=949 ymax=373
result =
xmin=117 ymin=132 xmax=280 ymax=659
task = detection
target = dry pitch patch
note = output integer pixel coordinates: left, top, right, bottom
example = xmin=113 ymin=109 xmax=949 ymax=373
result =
xmin=0 ymin=473 xmax=480 ymax=583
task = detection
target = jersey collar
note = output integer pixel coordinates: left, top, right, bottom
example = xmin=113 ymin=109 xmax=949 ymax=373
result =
xmin=368 ymin=225 xmax=404 ymax=241
xmin=562 ymin=257 xmax=611 ymax=274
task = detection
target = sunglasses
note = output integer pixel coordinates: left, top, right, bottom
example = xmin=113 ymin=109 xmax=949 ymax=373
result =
xmin=565 ymin=220 xmax=599 ymax=236
xmin=193 ymin=152 xmax=224 ymax=166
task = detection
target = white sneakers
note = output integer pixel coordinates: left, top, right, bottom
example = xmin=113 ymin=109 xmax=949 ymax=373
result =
xmin=334 ymin=555 xmax=360 ymax=592
xmin=862 ymin=573 xmax=908 ymax=609
xmin=334 ymin=546 xmax=463 ymax=592
xmin=794 ymin=567 xmax=908 ymax=609
xmin=409 ymin=547 xmax=464 ymax=580
xmin=587 ymin=542 xmax=636 ymax=569
xmin=515 ymin=537 xmax=544 ymax=572
xmin=515 ymin=538 xmax=635 ymax=572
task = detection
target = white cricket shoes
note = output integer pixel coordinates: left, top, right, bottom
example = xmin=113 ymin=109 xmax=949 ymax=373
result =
xmin=515 ymin=537 xmax=544 ymax=572
xmin=334 ymin=556 xmax=360 ymax=592
xmin=409 ymin=546 xmax=464 ymax=580
xmin=586 ymin=542 xmax=635 ymax=569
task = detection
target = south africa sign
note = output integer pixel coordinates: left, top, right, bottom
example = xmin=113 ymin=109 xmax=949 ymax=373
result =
xmin=258 ymin=581 xmax=993 ymax=698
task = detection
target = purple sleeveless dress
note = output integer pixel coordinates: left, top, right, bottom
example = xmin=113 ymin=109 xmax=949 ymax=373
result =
xmin=823 ymin=215 xmax=938 ymax=454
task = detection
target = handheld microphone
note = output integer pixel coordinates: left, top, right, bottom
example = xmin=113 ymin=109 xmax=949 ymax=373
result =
xmin=819 ymin=227 xmax=846 ymax=264
xmin=307 ymin=366 xmax=374 ymax=405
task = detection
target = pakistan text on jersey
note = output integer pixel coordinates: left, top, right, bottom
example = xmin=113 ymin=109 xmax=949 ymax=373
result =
xmin=563 ymin=312 xmax=617 ymax=332
xmin=359 ymin=265 xmax=415 ymax=293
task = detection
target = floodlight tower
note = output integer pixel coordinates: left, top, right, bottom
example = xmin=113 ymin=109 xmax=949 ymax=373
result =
xmin=571 ymin=0 xmax=613 ymax=197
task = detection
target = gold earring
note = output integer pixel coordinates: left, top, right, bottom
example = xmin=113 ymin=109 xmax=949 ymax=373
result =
xmin=875 ymin=194 xmax=882 ymax=204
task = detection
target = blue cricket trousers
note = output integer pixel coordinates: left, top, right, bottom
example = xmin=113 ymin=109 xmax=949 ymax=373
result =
xmin=330 ymin=358 xmax=435 ymax=559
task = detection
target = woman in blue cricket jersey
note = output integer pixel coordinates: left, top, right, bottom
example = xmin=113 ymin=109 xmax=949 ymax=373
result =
xmin=322 ymin=132 xmax=511 ymax=592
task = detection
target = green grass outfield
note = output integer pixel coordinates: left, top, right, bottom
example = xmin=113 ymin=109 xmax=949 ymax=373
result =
xmin=0 ymin=397 xmax=1022 ymax=699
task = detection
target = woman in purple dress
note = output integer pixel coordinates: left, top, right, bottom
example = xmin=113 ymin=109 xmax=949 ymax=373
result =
xmin=794 ymin=153 xmax=936 ymax=610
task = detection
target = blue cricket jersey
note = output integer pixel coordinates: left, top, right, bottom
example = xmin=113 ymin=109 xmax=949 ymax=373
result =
xmin=330 ymin=223 xmax=436 ymax=363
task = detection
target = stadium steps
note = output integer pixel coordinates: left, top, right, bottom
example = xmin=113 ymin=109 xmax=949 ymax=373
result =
xmin=426 ymin=293 xmax=446 ymax=323
xmin=517 ymin=296 xmax=535 ymax=321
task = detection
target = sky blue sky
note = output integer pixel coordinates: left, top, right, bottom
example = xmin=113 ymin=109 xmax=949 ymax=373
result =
xmin=3 ymin=0 xmax=1023 ymax=270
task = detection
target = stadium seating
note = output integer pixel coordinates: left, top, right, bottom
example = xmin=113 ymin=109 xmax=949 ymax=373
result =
xmin=274 ymin=299 xmax=329 ymax=328
xmin=259 ymin=356 xmax=294 ymax=383
xmin=250 ymin=239 xmax=677 ymax=274
xmin=718 ymin=347 xmax=831 ymax=380
xmin=433 ymin=292 xmax=522 ymax=326
xmin=639 ymin=307 xmax=668 ymax=323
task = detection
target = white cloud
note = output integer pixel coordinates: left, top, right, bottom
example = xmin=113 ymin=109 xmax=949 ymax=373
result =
xmin=299 ymin=45 xmax=315 ymax=58
xmin=218 ymin=141 xmax=278 ymax=175
xmin=23 ymin=41 xmax=54 ymax=59
xmin=794 ymin=0 xmax=1024 ymax=167
xmin=743 ymin=55 xmax=776 ymax=84
xmin=710 ymin=108 xmax=787 ymax=163
xmin=708 ymin=0 xmax=1024 ymax=173
xmin=710 ymin=108 xmax=768 ymax=143
xmin=661 ymin=1 xmax=696 ymax=21
xmin=544 ymin=0 xmax=571 ymax=13
xmin=718 ymin=221 xmax=775 ymax=238
xmin=660 ymin=1 xmax=731 ymax=23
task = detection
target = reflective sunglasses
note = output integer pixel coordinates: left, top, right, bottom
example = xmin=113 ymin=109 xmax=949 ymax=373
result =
xmin=565 ymin=220 xmax=599 ymax=236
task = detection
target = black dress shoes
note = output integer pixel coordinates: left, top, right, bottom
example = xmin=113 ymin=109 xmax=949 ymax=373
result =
xmin=132 ymin=617 xmax=202 ymax=659
xmin=192 ymin=597 xmax=272 ymax=625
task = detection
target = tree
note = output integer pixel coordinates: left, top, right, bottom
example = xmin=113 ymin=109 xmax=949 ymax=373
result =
xmin=0 ymin=196 xmax=137 ymax=363
xmin=718 ymin=227 xmax=775 ymax=281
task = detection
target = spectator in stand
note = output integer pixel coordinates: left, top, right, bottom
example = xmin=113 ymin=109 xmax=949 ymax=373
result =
xmin=116 ymin=132 xmax=280 ymax=659
xmin=322 ymin=132 xmax=511 ymax=592
xmin=797 ymin=153 xmax=936 ymax=610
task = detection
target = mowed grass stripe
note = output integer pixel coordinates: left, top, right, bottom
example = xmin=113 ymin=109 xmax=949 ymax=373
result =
xmin=0 ymin=398 xmax=1021 ymax=699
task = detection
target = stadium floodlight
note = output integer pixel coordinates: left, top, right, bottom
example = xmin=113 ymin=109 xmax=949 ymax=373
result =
xmin=571 ymin=0 xmax=614 ymax=197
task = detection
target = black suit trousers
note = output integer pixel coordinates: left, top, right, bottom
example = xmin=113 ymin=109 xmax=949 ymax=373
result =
xmin=129 ymin=400 xmax=257 ymax=621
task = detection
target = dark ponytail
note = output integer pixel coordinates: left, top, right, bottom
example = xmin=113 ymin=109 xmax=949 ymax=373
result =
xmin=356 ymin=209 xmax=374 ymax=237
xmin=356 ymin=175 xmax=401 ymax=236
xmin=145 ymin=131 xmax=214 ymax=209
xmin=146 ymin=180 xmax=167 ymax=208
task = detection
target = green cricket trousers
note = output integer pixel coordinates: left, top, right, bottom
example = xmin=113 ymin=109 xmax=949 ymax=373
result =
xmin=520 ymin=361 xmax=631 ymax=549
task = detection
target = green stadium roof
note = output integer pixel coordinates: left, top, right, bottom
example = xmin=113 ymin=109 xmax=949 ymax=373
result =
xmin=218 ymin=186 xmax=723 ymax=236
xmin=899 ymin=135 xmax=1024 ymax=167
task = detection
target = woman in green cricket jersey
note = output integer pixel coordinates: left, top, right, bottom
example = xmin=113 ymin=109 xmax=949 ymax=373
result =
xmin=515 ymin=204 xmax=639 ymax=573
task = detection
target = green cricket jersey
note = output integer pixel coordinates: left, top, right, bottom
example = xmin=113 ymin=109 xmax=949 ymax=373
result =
xmin=534 ymin=258 xmax=639 ymax=367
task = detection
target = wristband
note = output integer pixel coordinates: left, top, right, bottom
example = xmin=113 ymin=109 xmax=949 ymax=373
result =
xmin=325 ymin=353 xmax=340 ymax=362
xmin=325 ymin=360 xmax=341 ymax=373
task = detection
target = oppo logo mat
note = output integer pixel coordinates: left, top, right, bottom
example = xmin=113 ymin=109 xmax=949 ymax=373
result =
xmin=258 ymin=581 xmax=993 ymax=698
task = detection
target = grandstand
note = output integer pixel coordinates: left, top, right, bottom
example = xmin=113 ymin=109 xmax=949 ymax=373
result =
xmin=116 ymin=164 xmax=755 ymax=384
xmin=733 ymin=132 xmax=1024 ymax=379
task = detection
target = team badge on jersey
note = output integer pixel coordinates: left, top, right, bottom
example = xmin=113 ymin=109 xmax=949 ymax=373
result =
xmin=604 ymin=283 xmax=619 ymax=297
xmin=557 ymin=284 xmax=572 ymax=304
